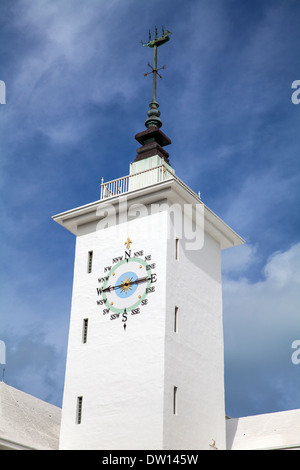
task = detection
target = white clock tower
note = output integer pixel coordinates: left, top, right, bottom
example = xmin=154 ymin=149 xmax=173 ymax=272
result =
xmin=53 ymin=30 xmax=244 ymax=450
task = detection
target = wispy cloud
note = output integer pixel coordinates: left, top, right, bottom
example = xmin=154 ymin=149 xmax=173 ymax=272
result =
xmin=223 ymin=242 xmax=300 ymax=417
xmin=4 ymin=329 xmax=66 ymax=405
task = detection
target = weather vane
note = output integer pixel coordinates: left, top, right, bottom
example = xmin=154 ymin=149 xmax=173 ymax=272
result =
xmin=141 ymin=27 xmax=171 ymax=128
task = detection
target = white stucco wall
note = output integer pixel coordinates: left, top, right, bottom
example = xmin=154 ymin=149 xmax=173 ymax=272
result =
xmin=162 ymin=209 xmax=226 ymax=450
xmin=58 ymin=183 xmax=233 ymax=450
xmin=59 ymin=210 xmax=169 ymax=450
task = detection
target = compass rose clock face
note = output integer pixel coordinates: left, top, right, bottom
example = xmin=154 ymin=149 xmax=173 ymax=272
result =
xmin=96 ymin=237 xmax=157 ymax=329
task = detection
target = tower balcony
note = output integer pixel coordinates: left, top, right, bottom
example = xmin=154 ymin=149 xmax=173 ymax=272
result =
xmin=100 ymin=163 xmax=180 ymax=200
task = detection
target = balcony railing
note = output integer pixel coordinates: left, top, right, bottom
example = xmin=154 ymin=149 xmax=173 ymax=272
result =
xmin=100 ymin=164 xmax=202 ymax=202
xmin=100 ymin=164 xmax=174 ymax=199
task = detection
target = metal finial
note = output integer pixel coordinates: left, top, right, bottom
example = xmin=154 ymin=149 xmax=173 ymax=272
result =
xmin=141 ymin=27 xmax=171 ymax=128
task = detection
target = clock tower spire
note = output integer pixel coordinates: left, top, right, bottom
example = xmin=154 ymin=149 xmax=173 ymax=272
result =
xmin=133 ymin=27 xmax=172 ymax=166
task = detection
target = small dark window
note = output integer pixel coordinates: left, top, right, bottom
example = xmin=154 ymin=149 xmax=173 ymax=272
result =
xmin=87 ymin=251 xmax=93 ymax=273
xmin=175 ymin=238 xmax=179 ymax=260
xmin=173 ymin=386 xmax=178 ymax=415
xmin=174 ymin=306 xmax=178 ymax=333
xmin=82 ymin=318 xmax=88 ymax=344
xmin=77 ymin=396 xmax=83 ymax=424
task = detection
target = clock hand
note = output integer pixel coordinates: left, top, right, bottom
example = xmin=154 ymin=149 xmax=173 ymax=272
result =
xmin=102 ymin=282 xmax=132 ymax=293
xmin=102 ymin=276 xmax=150 ymax=293
xmin=131 ymin=276 xmax=150 ymax=285
xmin=102 ymin=285 xmax=115 ymax=293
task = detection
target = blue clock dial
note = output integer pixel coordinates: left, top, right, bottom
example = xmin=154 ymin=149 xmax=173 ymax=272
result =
xmin=115 ymin=271 xmax=139 ymax=298
xmin=98 ymin=245 xmax=157 ymax=329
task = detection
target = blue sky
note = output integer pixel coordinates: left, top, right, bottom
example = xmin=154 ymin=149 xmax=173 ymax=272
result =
xmin=0 ymin=0 xmax=300 ymax=419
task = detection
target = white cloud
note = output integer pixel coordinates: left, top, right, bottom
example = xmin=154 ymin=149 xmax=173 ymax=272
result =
xmin=223 ymin=242 xmax=300 ymax=416
xmin=5 ymin=0 xmax=142 ymax=146
xmin=4 ymin=329 xmax=66 ymax=405
xmin=264 ymin=244 xmax=300 ymax=287
xmin=222 ymin=243 xmax=258 ymax=275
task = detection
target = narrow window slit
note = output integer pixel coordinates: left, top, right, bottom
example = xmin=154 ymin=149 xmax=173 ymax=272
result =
xmin=175 ymin=238 xmax=179 ymax=260
xmin=82 ymin=318 xmax=88 ymax=344
xmin=88 ymin=251 xmax=93 ymax=273
xmin=76 ymin=396 xmax=83 ymax=424
xmin=173 ymin=386 xmax=178 ymax=415
xmin=174 ymin=306 xmax=178 ymax=333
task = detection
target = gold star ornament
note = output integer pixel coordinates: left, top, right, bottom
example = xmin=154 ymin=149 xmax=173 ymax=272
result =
xmin=120 ymin=276 xmax=133 ymax=294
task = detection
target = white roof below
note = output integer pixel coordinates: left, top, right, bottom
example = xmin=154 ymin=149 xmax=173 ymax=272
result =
xmin=0 ymin=382 xmax=61 ymax=450
xmin=226 ymin=409 xmax=300 ymax=450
